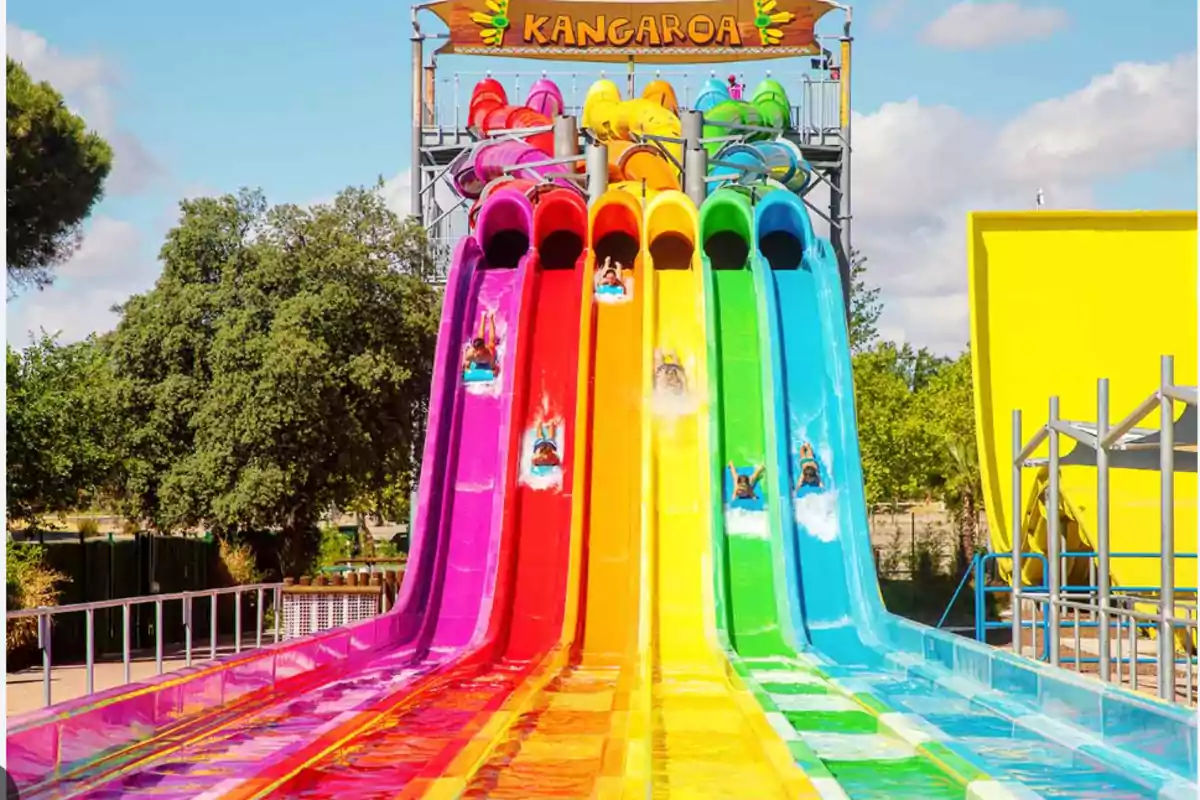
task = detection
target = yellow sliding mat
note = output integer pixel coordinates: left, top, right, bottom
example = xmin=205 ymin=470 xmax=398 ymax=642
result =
xmin=635 ymin=190 xmax=817 ymax=798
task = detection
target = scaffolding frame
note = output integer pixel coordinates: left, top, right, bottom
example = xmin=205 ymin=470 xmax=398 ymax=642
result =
xmin=1010 ymin=355 xmax=1199 ymax=703
xmin=408 ymin=4 xmax=855 ymax=311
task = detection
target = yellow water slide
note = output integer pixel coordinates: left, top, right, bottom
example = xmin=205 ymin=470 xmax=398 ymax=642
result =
xmin=969 ymin=211 xmax=1197 ymax=622
xmin=632 ymin=190 xmax=817 ymax=797
xmin=583 ymin=79 xmax=682 ymax=192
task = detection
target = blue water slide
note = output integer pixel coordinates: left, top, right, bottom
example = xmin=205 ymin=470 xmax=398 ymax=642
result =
xmin=753 ymin=190 xmax=1198 ymax=798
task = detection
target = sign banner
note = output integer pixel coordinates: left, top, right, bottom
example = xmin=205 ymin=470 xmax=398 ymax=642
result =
xmin=420 ymin=0 xmax=836 ymax=63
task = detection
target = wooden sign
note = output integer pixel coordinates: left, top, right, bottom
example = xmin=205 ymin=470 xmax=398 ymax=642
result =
xmin=419 ymin=0 xmax=836 ymax=63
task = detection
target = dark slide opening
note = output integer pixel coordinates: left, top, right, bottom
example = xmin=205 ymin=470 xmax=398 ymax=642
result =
xmin=759 ymin=230 xmax=804 ymax=270
xmin=538 ymin=230 xmax=585 ymax=270
xmin=594 ymin=231 xmax=639 ymax=268
xmin=649 ymin=233 xmax=693 ymax=270
xmin=483 ymin=230 xmax=530 ymax=268
xmin=704 ymin=231 xmax=750 ymax=270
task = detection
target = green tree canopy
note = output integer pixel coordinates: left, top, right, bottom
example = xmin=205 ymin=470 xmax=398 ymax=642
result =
xmin=848 ymin=248 xmax=882 ymax=354
xmin=6 ymin=334 xmax=120 ymax=523
xmin=6 ymin=58 xmax=113 ymax=293
xmin=107 ymin=186 xmax=440 ymax=574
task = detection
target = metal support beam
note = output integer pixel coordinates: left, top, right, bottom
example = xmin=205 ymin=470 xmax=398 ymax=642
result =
xmin=685 ymin=148 xmax=708 ymax=208
xmin=553 ymin=115 xmax=579 ymax=159
xmin=410 ymin=23 xmax=424 ymax=221
xmin=1011 ymin=409 xmax=1024 ymax=657
xmin=1159 ymin=355 xmax=1176 ymax=700
xmin=1097 ymin=379 xmax=1111 ymax=682
xmin=1047 ymin=396 xmax=1062 ymax=667
xmin=587 ymin=143 xmax=608 ymax=203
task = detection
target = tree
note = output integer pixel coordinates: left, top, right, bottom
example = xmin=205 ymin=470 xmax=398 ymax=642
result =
xmin=852 ymin=342 xmax=939 ymax=505
xmin=848 ymin=248 xmax=882 ymax=355
xmin=6 ymin=334 xmax=120 ymax=523
xmin=914 ymin=349 xmax=980 ymax=568
xmin=108 ymin=185 xmax=441 ymax=575
xmin=7 ymin=58 xmax=113 ymax=293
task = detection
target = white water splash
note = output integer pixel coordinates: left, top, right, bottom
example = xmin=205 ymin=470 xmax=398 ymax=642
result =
xmin=724 ymin=507 xmax=769 ymax=538
xmin=651 ymin=387 xmax=700 ymax=417
xmin=793 ymin=490 xmax=839 ymax=542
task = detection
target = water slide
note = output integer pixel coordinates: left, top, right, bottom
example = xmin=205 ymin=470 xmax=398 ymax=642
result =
xmin=968 ymin=212 xmax=1197 ymax=618
xmin=7 ymin=192 xmax=541 ymax=798
xmin=747 ymin=190 xmax=1197 ymax=798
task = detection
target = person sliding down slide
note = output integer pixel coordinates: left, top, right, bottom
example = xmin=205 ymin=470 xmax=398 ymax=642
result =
xmin=654 ymin=350 xmax=687 ymax=395
xmin=463 ymin=311 xmax=498 ymax=380
xmin=594 ymin=256 xmax=627 ymax=296
xmin=729 ymin=463 xmax=765 ymax=501
xmin=796 ymin=443 xmax=822 ymax=491
xmin=531 ymin=422 xmax=561 ymax=470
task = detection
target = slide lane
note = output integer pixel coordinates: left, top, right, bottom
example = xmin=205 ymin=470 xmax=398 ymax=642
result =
xmin=14 ymin=194 xmax=534 ymax=800
xmin=755 ymin=191 xmax=1190 ymax=799
xmin=638 ymin=189 xmax=813 ymax=798
xmin=215 ymin=190 xmax=591 ymax=799
xmin=422 ymin=189 xmax=646 ymax=799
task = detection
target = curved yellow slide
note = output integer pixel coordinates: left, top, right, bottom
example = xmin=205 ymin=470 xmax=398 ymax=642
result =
xmin=633 ymin=190 xmax=817 ymax=797
xmin=969 ymin=211 xmax=1197 ymax=615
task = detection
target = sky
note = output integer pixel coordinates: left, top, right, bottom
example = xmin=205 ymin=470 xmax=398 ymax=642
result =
xmin=6 ymin=0 xmax=1198 ymax=354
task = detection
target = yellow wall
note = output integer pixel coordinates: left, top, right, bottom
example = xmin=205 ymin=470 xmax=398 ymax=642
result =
xmin=968 ymin=211 xmax=1197 ymax=596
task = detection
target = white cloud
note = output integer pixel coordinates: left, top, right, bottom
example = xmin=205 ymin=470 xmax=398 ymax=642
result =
xmin=6 ymin=217 xmax=157 ymax=346
xmin=921 ymin=2 xmax=1069 ymax=50
xmin=7 ymin=24 xmax=163 ymax=195
xmin=819 ymin=53 xmax=1196 ymax=355
xmin=868 ymin=0 xmax=909 ymax=31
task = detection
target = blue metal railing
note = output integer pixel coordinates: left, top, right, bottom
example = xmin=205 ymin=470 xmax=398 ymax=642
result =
xmin=939 ymin=551 xmax=1197 ymax=665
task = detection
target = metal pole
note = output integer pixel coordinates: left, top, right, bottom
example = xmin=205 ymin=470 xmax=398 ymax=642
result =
xmin=122 ymin=602 xmax=131 ymax=684
xmin=256 ymin=587 xmax=264 ymax=649
xmin=838 ymin=21 xmax=853 ymax=319
xmin=1097 ymin=378 xmax=1112 ymax=682
xmin=184 ymin=595 xmax=193 ymax=667
xmin=410 ymin=22 xmax=424 ymax=221
xmin=39 ymin=611 xmax=52 ymax=707
xmin=553 ymin=115 xmax=579 ymax=160
xmin=155 ymin=599 xmax=164 ymax=674
xmin=1047 ymin=396 xmax=1062 ymax=667
xmin=685 ymin=147 xmax=708 ymax=208
xmin=235 ymin=589 xmax=243 ymax=654
xmin=211 ymin=593 xmax=218 ymax=661
xmin=586 ymin=144 xmax=609 ymax=203
xmin=682 ymin=109 xmax=703 ymax=151
xmin=1159 ymin=354 xmax=1176 ymax=700
xmin=274 ymin=586 xmax=282 ymax=643
xmin=85 ymin=607 xmax=95 ymax=695
xmin=1011 ymin=410 xmax=1023 ymax=656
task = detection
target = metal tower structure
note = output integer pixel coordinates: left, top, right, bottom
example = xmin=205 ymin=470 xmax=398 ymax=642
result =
xmin=409 ymin=5 xmax=854 ymax=310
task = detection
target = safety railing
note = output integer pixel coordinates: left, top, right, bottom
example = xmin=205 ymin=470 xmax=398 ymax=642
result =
xmin=423 ymin=69 xmax=844 ymax=143
xmin=8 ymin=583 xmax=283 ymax=709
xmin=1007 ymin=354 xmax=1198 ymax=703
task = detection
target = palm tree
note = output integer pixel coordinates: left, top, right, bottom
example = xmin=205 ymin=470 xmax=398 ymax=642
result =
xmin=944 ymin=436 xmax=982 ymax=575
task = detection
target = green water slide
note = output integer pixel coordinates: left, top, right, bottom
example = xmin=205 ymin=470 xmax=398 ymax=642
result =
xmin=700 ymin=188 xmax=795 ymax=659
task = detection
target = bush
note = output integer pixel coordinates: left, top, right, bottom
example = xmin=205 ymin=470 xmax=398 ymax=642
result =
xmin=77 ymin=517 xmax=101 ymax=538
xmin=6 ymin=540 xmax=69 ymax=656
xmin=217 ymin=536 xmax=265 ymax=585
xmin=313 ymin=526 xmax=352 ymax=575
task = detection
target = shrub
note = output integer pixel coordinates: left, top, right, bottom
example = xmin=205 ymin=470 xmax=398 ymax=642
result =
xmin=217 ymin=536 xmax=265 ymax=585
xmin=6 ymin=540 xmax=69 ymax=655
xmin=77 ymin=517 xmax=101 ymax=538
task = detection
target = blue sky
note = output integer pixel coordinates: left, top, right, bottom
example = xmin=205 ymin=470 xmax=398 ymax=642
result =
xmin=7 ymin=0 xmax=1197 ymax=352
